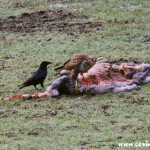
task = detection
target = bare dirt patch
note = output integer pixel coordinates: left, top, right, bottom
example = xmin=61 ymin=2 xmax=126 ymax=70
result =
xmin=0 ymin=10 xmax=102 ymax=35
xmin=142 ymin=35 xmax=150 ymax=43
xmin=25 ymin=110 xmax=58 ymax=120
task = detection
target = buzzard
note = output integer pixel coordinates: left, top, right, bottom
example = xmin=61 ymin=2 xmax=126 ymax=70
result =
xmin=54 ymin=54 xmax=97 ymax=91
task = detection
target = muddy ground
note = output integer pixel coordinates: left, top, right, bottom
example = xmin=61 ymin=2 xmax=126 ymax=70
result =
xmin=0 ymin=10 xmax=102 ymax=35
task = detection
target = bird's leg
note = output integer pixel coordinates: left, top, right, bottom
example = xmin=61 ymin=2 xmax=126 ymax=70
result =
xmin=71 ymin=69 xmax=79 ymax=93
xmin=71 ymin=79 xmax=78 ymax=93
xmin=75 ymin=80 xmax=79 ymax=93
xmin=40 ymin=83 xmax=45 ymax=90
xmin=34 ymin=85 xmax=39 ymax=90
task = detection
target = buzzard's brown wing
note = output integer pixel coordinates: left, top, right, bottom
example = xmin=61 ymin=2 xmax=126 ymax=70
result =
xmin=63 ymin=59 xmax=71 ymax=66
xmin=64 ymin=55 xmax=88 ymax=70
xmin=55 ymin=54 xmax=94 ymax=71
xmin=54 ymin=59 xmax=71 ymax=71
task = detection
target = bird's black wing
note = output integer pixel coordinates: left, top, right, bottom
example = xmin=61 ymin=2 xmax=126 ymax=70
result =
xmin=25 ymin=69 xmax=47 ymax=82
xmin=19 ymin=69 xmax=47 ymax=88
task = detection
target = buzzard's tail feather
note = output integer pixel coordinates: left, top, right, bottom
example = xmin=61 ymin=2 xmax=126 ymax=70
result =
xmin=54 ymin=66 xmax=63 ymax=71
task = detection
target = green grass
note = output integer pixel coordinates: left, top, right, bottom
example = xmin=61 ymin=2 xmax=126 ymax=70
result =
xmin=0 ymin=0 xmax=150 ymax=149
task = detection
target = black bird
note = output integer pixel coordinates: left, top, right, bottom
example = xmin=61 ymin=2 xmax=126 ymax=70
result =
xmin=19 ymin=61 xmax=52 ymax=90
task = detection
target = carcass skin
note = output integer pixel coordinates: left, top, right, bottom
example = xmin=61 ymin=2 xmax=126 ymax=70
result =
xmin=47 ymin=62 xmax=150 ymax=97
xmin=5 ymin=62 xmax=150 ymax=100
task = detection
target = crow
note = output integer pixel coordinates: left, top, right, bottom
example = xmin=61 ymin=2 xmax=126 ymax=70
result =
xmin=19 ymin=61 xmax=52 ymax=90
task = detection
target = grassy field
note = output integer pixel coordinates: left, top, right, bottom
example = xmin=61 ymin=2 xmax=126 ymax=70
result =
xmin=0 ymin=0 xmax=150 ymax=149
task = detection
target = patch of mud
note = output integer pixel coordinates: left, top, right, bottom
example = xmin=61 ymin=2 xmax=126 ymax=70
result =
xmin=101 ymin=105 xmax=113 ymax=116
xmin=107 ymin=18 xmax=135 ymax=24
xmin=0 ymin=132 xmax=15 ymax=138
xmin=124 ymin=97 xmax=150 ymax=105
xmin=142 ymin=35 xmax=150 ymax=43
xmin=25 ymin=110 xmax=58 ymax=120
xmin=0 ymin=10 xmax=102 ymax=35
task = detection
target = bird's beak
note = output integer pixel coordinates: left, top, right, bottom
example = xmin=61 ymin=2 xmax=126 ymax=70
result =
xmin=48 ymin=62 xmax=52 ymax=64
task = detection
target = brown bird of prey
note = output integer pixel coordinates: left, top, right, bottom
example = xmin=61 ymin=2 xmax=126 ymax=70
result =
xmin=54 ymin=54 xmax=98 ymax=92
